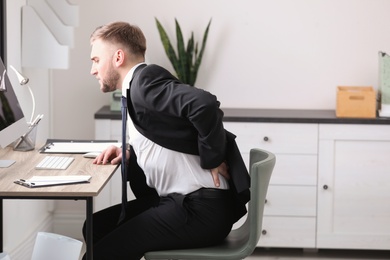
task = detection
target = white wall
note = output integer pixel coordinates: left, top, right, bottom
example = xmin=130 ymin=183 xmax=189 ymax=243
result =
xmin=52 ymin=0 xmax=390 ymax=140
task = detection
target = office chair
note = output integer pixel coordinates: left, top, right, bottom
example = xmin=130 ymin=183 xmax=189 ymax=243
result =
xmin=144 ymin=148 xmax=275 ymax=260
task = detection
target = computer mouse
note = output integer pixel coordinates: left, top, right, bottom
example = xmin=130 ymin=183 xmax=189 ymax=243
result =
xmin=83 ymin=152 xmax=101 ymax=159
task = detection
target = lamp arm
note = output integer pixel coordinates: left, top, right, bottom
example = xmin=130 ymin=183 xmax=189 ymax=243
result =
xmin=26 ymin=84 xmax=36 ymax=124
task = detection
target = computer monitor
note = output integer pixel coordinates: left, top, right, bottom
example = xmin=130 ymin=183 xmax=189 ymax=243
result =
xmin=0 ymin=57 xmax=28 ymax=166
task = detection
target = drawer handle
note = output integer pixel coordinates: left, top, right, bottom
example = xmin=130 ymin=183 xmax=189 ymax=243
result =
xmin=262 ymin=230 xmax=267 ymax=235
xmin=265 ymin=199 xmax=267 ymax=204
xmin=323 ymin=184 xmax=328 ymax=190
xmin=263 ymin=136 xmax=269 ymax=142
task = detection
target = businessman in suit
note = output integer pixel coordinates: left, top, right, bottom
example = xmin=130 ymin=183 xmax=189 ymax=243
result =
xmin=83 ymin=21 xmax=250 ymax=260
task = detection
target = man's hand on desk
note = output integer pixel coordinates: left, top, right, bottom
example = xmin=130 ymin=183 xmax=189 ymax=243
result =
xmin=93 ymin=145 xmax=130 ymax=165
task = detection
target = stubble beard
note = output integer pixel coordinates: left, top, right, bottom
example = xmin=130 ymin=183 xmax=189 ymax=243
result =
xmin=101 ymin=66 xmax=120 ymax=93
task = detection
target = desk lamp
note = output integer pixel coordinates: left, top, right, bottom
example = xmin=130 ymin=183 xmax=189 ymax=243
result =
xmin=9 ymin=66 xmax=43 ymax=151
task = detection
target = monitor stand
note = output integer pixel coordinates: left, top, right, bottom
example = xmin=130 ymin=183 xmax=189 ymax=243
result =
xmin=0 ymin=160 xmax=16 ymax=168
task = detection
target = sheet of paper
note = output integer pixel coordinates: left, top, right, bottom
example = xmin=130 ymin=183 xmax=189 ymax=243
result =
xmin=30 ymin=175 xmax=92 ymax=182
xmin=43 ymin=142 xmax=121 ymax=153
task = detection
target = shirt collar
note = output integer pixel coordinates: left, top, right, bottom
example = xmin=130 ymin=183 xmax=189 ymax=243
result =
xmin=122 ymin=62 xmax=146 ymax=97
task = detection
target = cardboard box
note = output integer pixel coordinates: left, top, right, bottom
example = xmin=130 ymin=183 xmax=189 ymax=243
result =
xmin=336 ymin=86 xmax=376 ymax=118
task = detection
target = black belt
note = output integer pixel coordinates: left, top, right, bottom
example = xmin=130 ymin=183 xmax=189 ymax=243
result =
xmin=186 ymin=188 xmax=231 ymax=199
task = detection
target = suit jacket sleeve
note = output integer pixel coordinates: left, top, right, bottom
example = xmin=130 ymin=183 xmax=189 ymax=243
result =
xmin=131 ymin=64 xmax=226 ymax=169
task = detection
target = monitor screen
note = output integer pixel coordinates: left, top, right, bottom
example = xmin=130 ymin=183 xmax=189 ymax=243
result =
xmin=0 ymin=57 xmax=28 ymax=148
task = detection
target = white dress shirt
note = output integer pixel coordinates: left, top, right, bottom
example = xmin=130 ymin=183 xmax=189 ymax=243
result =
xmin=122 ymin=63 xmax=229 ymax=196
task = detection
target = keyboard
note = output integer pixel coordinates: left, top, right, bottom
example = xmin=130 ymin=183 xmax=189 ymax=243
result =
xmin=36 ymin=156 xmax=75 ymax=170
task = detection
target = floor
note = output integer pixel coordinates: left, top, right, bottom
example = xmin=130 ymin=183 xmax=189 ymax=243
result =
xmin=246 ymin=248 xmax=390 ymax=260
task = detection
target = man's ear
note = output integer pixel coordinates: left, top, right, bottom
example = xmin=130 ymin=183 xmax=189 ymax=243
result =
xmin=113 ymin=49 xmax=125 ymax=67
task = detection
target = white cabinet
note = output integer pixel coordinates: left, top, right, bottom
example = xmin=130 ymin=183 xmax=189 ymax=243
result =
xmin=317 ymin=124 xmax=390 ymax=250
xmin=226 ymin=121 xmax=390 ymax=250
xmin=95 ymin=107 xmax=390 ymax=250
xmin=224 ymin=122 xmax=318 ymax=248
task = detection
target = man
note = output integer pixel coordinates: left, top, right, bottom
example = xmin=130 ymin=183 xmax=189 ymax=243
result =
xmin=84 ymin=21 xmax=250 ymax=260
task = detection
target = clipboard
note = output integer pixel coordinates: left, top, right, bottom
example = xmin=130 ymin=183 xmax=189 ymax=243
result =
xmin=14 ymin=175 xmax=92 ymax=188
xmin=39 ymin=139 xmax=121 ymax=154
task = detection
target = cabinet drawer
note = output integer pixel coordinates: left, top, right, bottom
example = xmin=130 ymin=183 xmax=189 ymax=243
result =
xmin=320 ymin=124 xmax=390 ymax=140
xmin=264 ymin=186 xmax=317 ymax=217
xmin=270 ymin=154 xmax=317 ymax=185
xmin=224 ymin=122 xmax=318 ymax=154
xmin=110 ymin=120 xmax=129 ymax=141
xmin=258 ymin=216 xmax=316 ymax=248
xmin=239 ymin=153 xmax=318 ymax=186
xmin=94 ymin=119 xmax=122 ymax=141
xmin=110 ymin=120 xmax=122 ymax=140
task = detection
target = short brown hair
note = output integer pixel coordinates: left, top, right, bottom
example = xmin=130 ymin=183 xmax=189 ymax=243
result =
xmin=90 ymin=21 xmax=146 ymax=58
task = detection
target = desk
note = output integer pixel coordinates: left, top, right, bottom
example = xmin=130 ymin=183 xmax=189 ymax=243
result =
xmin=0 ymin=146 xmax=118 ymax=260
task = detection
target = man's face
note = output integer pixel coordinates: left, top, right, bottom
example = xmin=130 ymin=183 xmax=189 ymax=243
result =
xmin=90 ymin=39 xmax=120 ymax=93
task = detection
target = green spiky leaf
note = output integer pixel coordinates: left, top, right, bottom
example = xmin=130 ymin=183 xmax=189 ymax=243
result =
xmin=155 ymin=18 xmax=211 ymax=86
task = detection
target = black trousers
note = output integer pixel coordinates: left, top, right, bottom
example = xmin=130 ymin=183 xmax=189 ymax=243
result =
xmin=82 ymin=189 xmax=234 ymax=260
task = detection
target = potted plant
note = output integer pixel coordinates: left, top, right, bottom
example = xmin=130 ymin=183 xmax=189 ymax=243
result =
xmin=155 ymin=18 xmax=211 ymax=86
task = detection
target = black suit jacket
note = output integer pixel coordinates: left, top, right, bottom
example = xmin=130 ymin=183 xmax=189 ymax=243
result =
xmin=126 ymin=64 xmax=250 ymax=222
